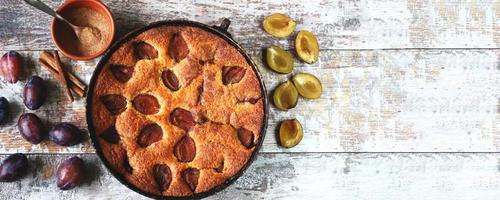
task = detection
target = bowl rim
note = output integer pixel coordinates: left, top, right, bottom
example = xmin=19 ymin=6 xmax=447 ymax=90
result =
xmin=85 ymin=19 xmax=269 ymax=199
xmin=50 ymin=0 xmax=116 ymax=61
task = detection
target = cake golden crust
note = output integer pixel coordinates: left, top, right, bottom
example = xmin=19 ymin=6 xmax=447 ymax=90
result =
xmin=91 ymin=25 xmax=264 ymax=197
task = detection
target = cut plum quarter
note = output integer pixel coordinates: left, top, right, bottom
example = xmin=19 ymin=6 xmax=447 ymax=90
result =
xmin=278 ymin=119 xmax=303 ymax=148
xmin=266 ymin=45 xmax=294 ymax=74
xmin=132 ymin=94 xmax=160 ymax=115
xmin=99 ymin=126 xmax=120 ymax=144
xmin=262 ymin=13 xmax=296 ymax=38
xmin=153 ymin=164 xmax=172 ymax=192
xmin=170 ymin=108 xmax=196 ymax=132
xmin=237 ymin=128 xmax=255 ymax=148
xmin=161 ymin=69 xmax=180 ymax=91
xmin=168 ymin=33 xmax=189 ymax=62
xmin=133 ymin=41 xmax=158 ymax=60
xmin=273 ymin=81 xmax=298 ymax=111
xmin=182 ymin=168 xmax=199 ymax=192
xmin=100 ymin=94 xmax=127 ymax=115
xmin=109 ymin=64 xmax=134 ymax=83
xmin=295 ymin=31 xmax=319 ymax=64
xmin=222 ymin=66 xmax=246 ymax=85
xmin=292 ymin=73 xmax=323 ymax=99
xmin=174 ymin=135 xmax=196 ymax=162
xmin=136 ymin=123 xmax=163 ymax=148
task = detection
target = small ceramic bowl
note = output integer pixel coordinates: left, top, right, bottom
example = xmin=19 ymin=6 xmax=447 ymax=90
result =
xmin=51 ymin=0 xmax=115 ymax=61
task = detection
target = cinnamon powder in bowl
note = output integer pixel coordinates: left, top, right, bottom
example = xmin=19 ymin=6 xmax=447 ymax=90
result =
xmin=51 ymin=0 xmax=115 ymax=61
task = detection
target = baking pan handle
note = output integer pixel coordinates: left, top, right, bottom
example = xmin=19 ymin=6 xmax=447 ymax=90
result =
xmin=212 ymin=18 xmax=232 ymax=38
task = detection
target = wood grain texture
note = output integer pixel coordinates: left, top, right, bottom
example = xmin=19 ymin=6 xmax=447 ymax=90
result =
xmin=0 ymin=0 xmax=499 ymax=50
xmin=0 ymin=49 xmax=498 ymax=153
xmin=1 ymin=153 xmax=500 ymax=200
xmin=1 ymin=0 xmax=499 ymax=199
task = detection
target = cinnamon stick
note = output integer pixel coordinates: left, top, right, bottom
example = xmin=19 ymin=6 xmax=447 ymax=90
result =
xmin=39 ymin=51 xmax=87 ymax=91
xmin=52 ymin=51 xmax=74 ymax=102
xmin=38 ymin=60 xmax=86 ymax=97
xmin=38 ymin=51 xmax=87 ymax=97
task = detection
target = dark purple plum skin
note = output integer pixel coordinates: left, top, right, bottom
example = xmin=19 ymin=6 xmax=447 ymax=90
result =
xmin=49 ymin=123 xmax=81 ymax=146
xmin=0 ymin=97 xmax=9 ymax=124
xmin=23 ymin=76 xmax=46 ymax=110
xmin=0 ymin=153 xmax=28 ymax=182
xmin=56 ymin=156 xmax=84 ymax=190
xmin=18 ymin=113 xmax=46 ymax=144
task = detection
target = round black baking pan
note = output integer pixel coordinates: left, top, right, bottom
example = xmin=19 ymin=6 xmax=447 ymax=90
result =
xmin=85 ymin=19 xmax=269 ymax=199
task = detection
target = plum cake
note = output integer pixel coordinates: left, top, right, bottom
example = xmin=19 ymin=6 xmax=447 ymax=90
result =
xmin=90 ymin=24 xmax=264 ymax=197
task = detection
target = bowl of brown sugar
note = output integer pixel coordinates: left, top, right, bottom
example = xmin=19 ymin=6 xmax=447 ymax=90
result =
xmin=51 ymin=0 xmax=115 ymax=61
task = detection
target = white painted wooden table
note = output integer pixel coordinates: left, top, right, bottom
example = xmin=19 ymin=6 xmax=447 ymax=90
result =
xmin=0 ymin=0 xmax=499 ymax=199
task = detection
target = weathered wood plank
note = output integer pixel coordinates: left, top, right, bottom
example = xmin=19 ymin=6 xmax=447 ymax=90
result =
xmin=1 ymin=153 xmax=500 ymax=200
xmin=0 ymin=49 xmax=498 ymax=153
xmin=1 ymin=0 xmax=498 ymax=50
